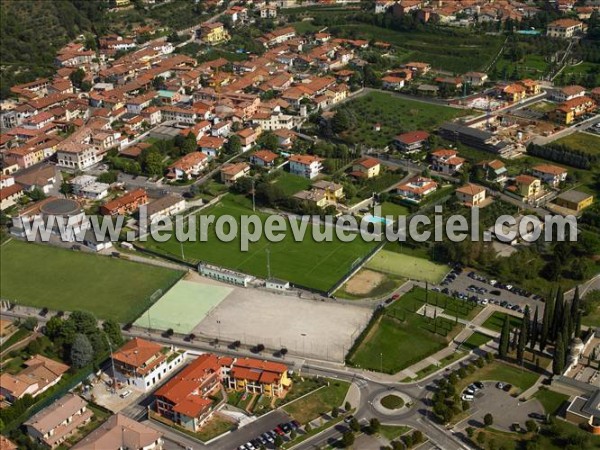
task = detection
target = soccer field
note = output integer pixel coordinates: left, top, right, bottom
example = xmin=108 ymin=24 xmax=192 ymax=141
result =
xmin=366 ymin=250 xmax=448 ymax=284
xmin=0 ymin=240 xmax=184 ymax=323
xmin=142 ymin=195 xmax=378 ymax=292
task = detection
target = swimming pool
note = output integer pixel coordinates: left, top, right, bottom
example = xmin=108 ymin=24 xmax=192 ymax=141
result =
xmin=363 ymin=214 xmax=394 ymax=226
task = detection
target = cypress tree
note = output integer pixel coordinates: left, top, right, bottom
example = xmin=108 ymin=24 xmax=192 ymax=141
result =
xmin=571 ymin=286 xmax=580 ymax=321
xmin=523 ymin=305 xmax=531 ymax=345
xmin=540 ymin=288 xmax=554 ymax=352
xmin=531 ymin=305 xmax=539 ymax=352
xmin=553 ymin=332 xmax=565 ymax=375
xmin=575 ymin=311 xmax=582 ymax=338
xmin=499 ymin=314 xmax=510 ymax=359
xmin=517 ymin=319 xmax=527 ymax=364
xmin=563 ymin=330 xmax=570 ymax=367
xmin=551 ymin=288 xmax=564 ymax=341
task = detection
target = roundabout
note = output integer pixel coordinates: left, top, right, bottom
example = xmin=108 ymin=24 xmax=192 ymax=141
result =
xmin=372 ymin=390 xmax=413 ymax=416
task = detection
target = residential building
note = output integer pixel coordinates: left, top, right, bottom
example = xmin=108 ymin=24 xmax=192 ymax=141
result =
xmin=225 ymin=358 xmax=291 ymax=398
xmin=549 ymin=96 xmax=597 ymax=124
xmin=220 ymin=162 xmax=250 ymax=185
xmin=154 ymin=354 xmax=222 ymax=432
xmin=463 ymin=72 xmax=488 ymax=87
xmin=261 ymin=27 xmax=296 ymax=47
xmin=403 ymin=62 xmax=431 ymax=75
xmin=381 ymin=75 xmax=405 ymax=90
xmin=502 ymin=83 xmax=527 ymax=102
xmin=393 ymin=130 xmax=430 ymax=152
xmin=350 ymin=157 xmax=381 ymax=179
xmin=312 ymin=180 xmax=344 ymax=202
xmin=456 ymin=183 xmax=487 ymax=207
xmin=438 ymin=122 xmax=513 ymax=156
xmin=0 ymin=436 xmax=17 ymax=450
xmin=0 ymin=183 xmax=24 ymax=210
xmin=552 ymin=85 xmax=586 ymax=102
xmin=532 ymin=164 xmax=568 ymax=187
xmin=430 ymin=149 xmax=465 ymax=174
xmin=289 ymin=154 xmax=323 ymax=179
xmin=198 ymin=135 xmax=225 ymax=158
xmin=513 ymin=174 xmax=542 ymax=200
xmin=547 ymin=19 xmax=584 ymax=38
xmin=100 ymin=188 xmax=148 ymax=216
xmin=293 ymin=189 xmax=328 ymax=208
xmin=200 ymin=22 xmax=230 ymax=44
xmin=166 ymin=152 xmax=208 ymax=180
xmin=112 ymin=338 xmax=186 ymax=392
xmin=517 ymin=79 xmax=541 ymax=95
xmin=0 ymin=355 xmax=69 ymax=403
xmin=555 ymin=190 xmax=594 ymax=212
xmin=144 ymin=195 xmax=186 ymax=224
xmin=395 ymin=176 xmax=438 ymax=203
xmin=250 ymin=149 xmax=278 ymax=167
xmin=237 ymin=128 xmax=260 ymax=151
xmin=25 ymin=394 xmax=92 ymax=449
xmin=72 ymin=414 xmax=163 ymax=450
xmin=70 ymin=175 xmax=110 ymax=200
xmin=14 ymin=165 xmax=57 ymax=194
xmin=477 ymin=160 xmax=508 ymax=184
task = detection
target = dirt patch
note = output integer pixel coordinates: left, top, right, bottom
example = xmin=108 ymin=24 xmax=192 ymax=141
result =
xmin=345 ymin=269 xmax=386 ymax=295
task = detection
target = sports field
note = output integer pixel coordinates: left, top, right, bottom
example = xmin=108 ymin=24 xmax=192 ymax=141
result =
xmin=365 ymin=249 xmax=448 ymax=284
xmin=142 ymin=195 xmax=378 ymax=292
xmin=0 ymin=240 xmax=183 ymax=323
xmin=134 ymin=279 xmax=232 ymax=333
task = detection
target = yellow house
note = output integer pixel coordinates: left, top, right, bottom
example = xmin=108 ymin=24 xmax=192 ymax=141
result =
xmin=312 ymin=180 xmax=344 ymax=202
xmin=555 ymin=190 xmax=594 ymax=212
xmin=351 ymin=157 xmax=381 ymax=179
xmin=503 ymin=84 xmax=527 ymax=102
xmin=515 ymin=175 xmax=542 ymax=199
xmin=456 ymin=183 xmax=487 ymax=207
xmin=228 ymin=358 xmax=291 ymax=398
xmin=293 ymin=189 xmax=328 ymax=208
xmin=201 ymin=22 xmax=230 ymax=44
xmin=114 ymin=0 xmax=131 ymax=7
xmin=517 ymin=79 xmax=540 ymax=95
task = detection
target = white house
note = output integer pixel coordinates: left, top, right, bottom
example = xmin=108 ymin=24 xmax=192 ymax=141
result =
xmin=70 ymin=175 xmax=110 ymax=200
xmin=289 ymin=154 xmax=323 ymax=179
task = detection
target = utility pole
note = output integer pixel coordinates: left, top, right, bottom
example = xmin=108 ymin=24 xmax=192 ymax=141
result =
xmin=180 ymin=241 xmax=185 ymax=261
xmin=251 ymin=178 xmax=256 ymax=212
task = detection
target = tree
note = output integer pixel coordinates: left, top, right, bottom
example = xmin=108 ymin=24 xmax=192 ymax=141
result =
xmin=553 ymin=332 xmax=565 ymax=375
xmin=69 ymin=311 xmax=97 ymax=335
xmin=102 ymin=319 xmax=123 ymax=347
xmin=274 ymin=435 xmax=283 ymax=448
xmin=369 ymin=417 xmax=380 ymax=434
xmin=331 ymin=109 xmax=352 ymax=133
xmin=341 ymin=431 xmax=355 ymax=448
xmin=349 ymin=417 xmax=360 ymax=432
xmin=499 ymin=314 xmax=510 ymax=358
xmin=531 ymin=305 xmax=539 ymax=352
xmin=344 ymin=401 xmax=351 ymax=411
xmin=525 ymin=419 xmax=539 ymax=433
xmin=540 ymin=288 xmax=554 ymax=352
xmin=45 ymin=316 xmax=63 ymax=339
xmin=69 ymin=68 xmax=86 ymax=88
xmin=466 ymin=426 xmax=475 ymax=438
xmin=60 ymin=181 xmax=73 ymax=196
xmin=258 ymin=132 xmax=278 ymax=151
xmin=97 ymin=171 xmax=118 ymax=184
xmin=484 ymin=413 xmax=494 ymax=427
xmin=71 ymin=333 xmax=93 ymax=368
xmin=28 ymin=187 xmax=46 ymax=201
xmin=517 ymin=315 xmax=527 ymax=364
xmin=224 ymin=134 xmax=242 ymax=155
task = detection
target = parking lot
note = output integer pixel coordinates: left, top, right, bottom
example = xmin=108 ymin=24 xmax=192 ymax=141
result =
xmin=435 ymin=267 xmax=545 ymax=316
xmin=457 ymin=381 xmax=544 ymax=432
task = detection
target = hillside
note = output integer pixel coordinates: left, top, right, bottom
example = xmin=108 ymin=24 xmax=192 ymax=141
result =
xmin=0 ymin=0 xmax=105 ymax=98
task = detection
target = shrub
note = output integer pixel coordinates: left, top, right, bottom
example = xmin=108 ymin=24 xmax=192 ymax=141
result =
xmin=484 ymin=413 xmax=494 ymax=427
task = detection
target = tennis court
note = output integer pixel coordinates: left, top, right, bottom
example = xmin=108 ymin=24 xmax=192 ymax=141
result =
xmin=365 ymin=250 xmax=448 ymax=284
xmin=134 ymin=279 xmax=233 ymax=333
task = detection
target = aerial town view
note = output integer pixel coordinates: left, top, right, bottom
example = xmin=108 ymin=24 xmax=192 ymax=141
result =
xmin=1 ymin=0 xmax=600 ymax=449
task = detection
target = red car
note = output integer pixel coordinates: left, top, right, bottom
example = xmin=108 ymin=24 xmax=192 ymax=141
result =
xmin=273 ymin=427 xmax=285 ymax=436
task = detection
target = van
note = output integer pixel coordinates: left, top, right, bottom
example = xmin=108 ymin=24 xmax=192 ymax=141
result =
xmin=120 ymin=390 xmax=132 ymax=398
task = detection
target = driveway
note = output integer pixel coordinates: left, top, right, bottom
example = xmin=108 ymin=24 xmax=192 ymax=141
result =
xmin=456 ymin=382 xmax=544 ymax=432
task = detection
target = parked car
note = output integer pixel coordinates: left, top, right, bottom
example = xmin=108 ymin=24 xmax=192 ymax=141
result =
xmin=503 ymin=383 xmax=512 ymax=392
xmin=344 ymin=415 xmax=354 ymax=424
xmin=462 ymin=393 xmax=474 ymax=401
xmin=119 ymin=390 xmax=132 ymax=399
xmin=496 ymin=382 xmax=505 ymax=389
xmin=474 ymin=381 xmax=484 ymax=389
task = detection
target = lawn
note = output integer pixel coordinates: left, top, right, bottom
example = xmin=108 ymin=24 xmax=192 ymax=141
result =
xmin=335 ymin=269 xmax=405 ymax=300
xmin=533 ymin=387 xmax=569 ymax=415
xmin=273 ymin=172 xmax=311 ymax=196
xmin=349 ymin=288 xmax=464 ymax=373
xmin=378 ymin=201 xmax=410 ymax=218
xmin=554 ymin=132 xmax=600 ymax=155
xmin=379 ymin=425 xmax=412 ymax=441
xmin=283 ymin=380 xmax=350 ymax=424
xmin=482 ymin=312 xmax=523 ymax=333
xmin=461 ymin=332 xmax=492 ymax=351
xmin=0 ymin=240 xmax=184 ymax=323
xmin=195 ymin=415 xmax=236 ymax=442
xmin=456 ymin=360 xmax=540 ymax=394
xmin=389 ymin=287 xmax=482 ymax=320
xmin=380 ymin=395 xmax=404 ymax=409
xmin=365 ymin=249 xmax=449 ymax=284
xmin=336 ymin=91 xmax=472 ymax=148
xmin=142 ymin=195 xmax=378 ymax=292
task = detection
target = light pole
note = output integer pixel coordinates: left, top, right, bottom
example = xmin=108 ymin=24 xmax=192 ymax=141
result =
xmin=103 ymin=333 xmax=117 ymax=395
xmin=301 ymin=333 xmax=307 ymax=355
xmin=380 ymin=352 xmax=383 ymax=374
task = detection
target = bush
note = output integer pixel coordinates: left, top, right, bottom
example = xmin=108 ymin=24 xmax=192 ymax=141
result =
xmin=525 ymin=419 xmax=539 ymax=433
xmin=466 ymin=426 xmax=475 ymax=437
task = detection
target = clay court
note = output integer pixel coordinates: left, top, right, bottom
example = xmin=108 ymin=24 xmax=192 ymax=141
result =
xmin=343 ymin=269 xmax=386 ymax=295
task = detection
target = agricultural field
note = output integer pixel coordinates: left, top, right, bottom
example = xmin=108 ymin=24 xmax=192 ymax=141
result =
xmin=336 ymin=91 xmax=472 ymax=148
xmin=0 ymin=240 xmax=183 ymax=323
xmin=365 ymin=249 xmax=448 ymax=284
xmin=554 ymin=132 xmax=600 ymax=155
xmin=142 ymin=195 xmax=378 ymax=292
xmin=329 ymin=25 xmax=504 ymax=73
xmin=348 ymin=288 xmax=464 ymax=373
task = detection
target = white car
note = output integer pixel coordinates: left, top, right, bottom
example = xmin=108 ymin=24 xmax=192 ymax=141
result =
xmin=119 ymin=390 xmax=132 ymax=398
xmin=462 ymin=393 xmax=474 ymax=401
